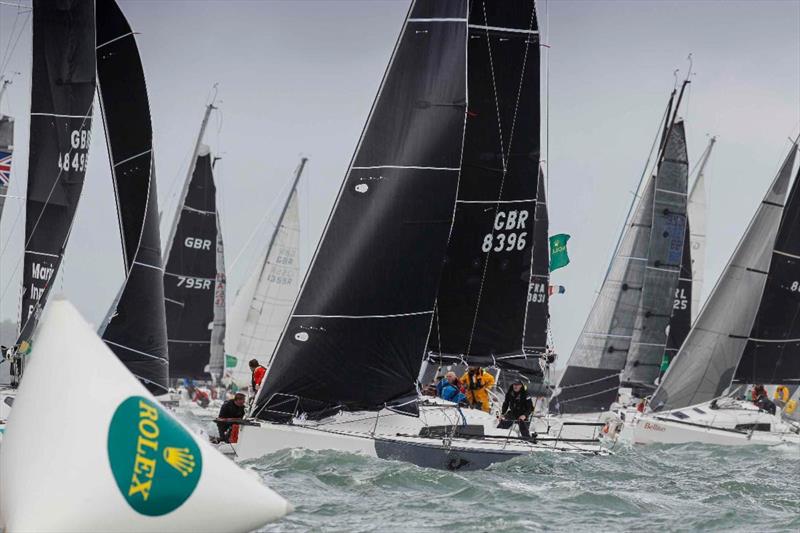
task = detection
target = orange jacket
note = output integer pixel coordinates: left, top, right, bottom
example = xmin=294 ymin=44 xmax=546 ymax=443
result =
xmin=459 ymin=370 xmax=495 ymax=412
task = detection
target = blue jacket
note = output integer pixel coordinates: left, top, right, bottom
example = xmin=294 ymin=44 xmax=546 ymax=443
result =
xmin=437 ymin=379 xmax=466 ymax=404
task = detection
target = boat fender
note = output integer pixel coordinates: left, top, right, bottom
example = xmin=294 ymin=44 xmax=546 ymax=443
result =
xmin=774 ymin=386 xmax=790 ymax=403
xmin=785 ymin=399 xmax=797 ymax=415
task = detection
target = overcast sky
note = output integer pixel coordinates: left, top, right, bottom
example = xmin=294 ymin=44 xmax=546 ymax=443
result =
xmin=0 ymin=0 xmax=798 ymax=368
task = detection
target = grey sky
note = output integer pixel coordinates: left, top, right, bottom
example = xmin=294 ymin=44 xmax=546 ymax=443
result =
xmin=0 ymin=1 xmax=798 ymax=368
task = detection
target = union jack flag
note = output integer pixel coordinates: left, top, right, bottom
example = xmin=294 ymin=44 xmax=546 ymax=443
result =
xmin=0 ymin=150 xmax=11 ymax=186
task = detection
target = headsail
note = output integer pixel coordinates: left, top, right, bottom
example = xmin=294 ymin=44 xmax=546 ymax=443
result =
xmin=688 ymin=136 xmax=715 ymax=320
xmin=18 ymin=0 xmax=96 ymax=351
xmin=253 ymin=0 xmax=469 ymax=420
xmin=97 ymin=0 xmax=169 ymax=394
xmin=651 ymin=143 xmax=797 ymax=411
xmin=552 ymin=177 xmax=656 ymax=413
xmin=734 ymin=158 xmax=800 ymax=385
xmin=622 ymin=121 xmax=689 ymax=389
xmin=224 ymin=158 xmax=305 ymax=387
xmin=164 ymin=147 xmax=223 ymax=380
xmin=426 ymin=1 xmax=540 ymax=376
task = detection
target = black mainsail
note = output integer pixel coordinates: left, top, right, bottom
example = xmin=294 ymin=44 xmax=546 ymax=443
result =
xmin=96 ymin=0 xmax=169 ymax=394
xmin=523 ymin=168 xmax=549 ymax=358
xmin=253 ymin=0 xmax=469 ymax=420
xmin=663 ymin=223 xmax=692 ymax=366
xmin=426 ymin=1 xmax=540 ymax=376
xmin=18 ymin=0 xmax=96 ymax=350
xmin=734 ymin=160 xmax=800 ymax=385
xmin=164 ymin=146 xmax=222 ymax=380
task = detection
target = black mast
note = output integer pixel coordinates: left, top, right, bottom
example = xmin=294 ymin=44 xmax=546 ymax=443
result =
xmin=96 ymin=0 xmax=169 ymax=394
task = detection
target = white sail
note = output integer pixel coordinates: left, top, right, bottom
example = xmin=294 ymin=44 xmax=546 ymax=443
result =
xmin=0 ymin=299 xmax=291 ymax=532
xmin=226 ymin=187 xmax=301 ymax=387
xmin=651 ymin=144 xmax=797 ymax=412
xmin=687 ymin=137 xmax=715 ymax=321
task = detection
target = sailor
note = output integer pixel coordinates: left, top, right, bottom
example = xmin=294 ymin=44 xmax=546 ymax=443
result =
xmin=216 ymin=392 xmax=247 ymax=443
xmin=460 ymin=366 xmax=495 ymax=412
xmin=249 ymin=359 xmax=267 ymax=394
xmin=499 ymin=380 xmax=533 ymax=438
xmin=193 ymin=387 xmax=210 ymax=408
xmin=436 ymin=371 xmax=467 ymax=405
xmin=751 ymin=384 xmax=776 ymax=415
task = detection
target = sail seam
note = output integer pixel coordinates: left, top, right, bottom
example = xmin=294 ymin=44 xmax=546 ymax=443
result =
xmin=134 ymin=261 xmax=164 ymax=272
xmin=168 ymin=339 xmax=211 ymax=344
xmin=25 ymin=250 xmax=59 ymax=258
xmin=96 ymin=31 xmax=134 ymax=50
xmin=293 ymin=310 xmax=433 ymax=319
xmin=456 ymin=198 xmax=536 ymax=204
xmin=113 ymin=149 xmax=151 ymax=168
xmin=408 ymin=18 xmax=467 ymax=23
xmin=748 ymin=337 xmax=800 ymax=343
xmin=774 ymin=249 xmax=800 ymax=259
xmin=655 ymin=188 xmax=687 ymax=196
xmin=30 ymin=112 xmax=93 ymax=119
xmin=351 ymin=165 xmax=460 ymax=171
xmin=468 ymin=24 xmax=538 ymax=35
xmin=103 ymin=340 xmax=164 ymax=361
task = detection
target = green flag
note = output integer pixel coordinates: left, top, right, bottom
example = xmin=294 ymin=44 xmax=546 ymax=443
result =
xmin=549 ymin=233 xmax=571 ymax=271
xmin=225 ymin=354 xmax=238 ymax=368
xmin=660 ymin=353 xmax=670 ymax=373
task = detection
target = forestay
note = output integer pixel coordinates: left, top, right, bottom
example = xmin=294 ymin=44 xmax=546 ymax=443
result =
xmin=225 ymin=159 xmax=305 ymax=388
xmin=552 ymin=177 xmax=656 ymax=414
xmin=623 ymin=121 xmax=689 ymax=388
xmin=253 ymin=0 xmax=468 ymax=420
xmin=18 ymin=0 xmax=96 ymax=349
xmin=427 ymin=0 xmax=541 ymax=375
xmin=164 ymin=148 xmax=222 ymax=380
xmin=734 ymin=157 xmax=800 ymax=385
xmin=651 ymin=143 xmax=797 ymax=411
xmin=97 ymin=0 xmax=169 ymax=395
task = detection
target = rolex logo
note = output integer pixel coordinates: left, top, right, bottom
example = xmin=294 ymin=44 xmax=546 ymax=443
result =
xmin=163 ymin=446 xmax=196 ymax=477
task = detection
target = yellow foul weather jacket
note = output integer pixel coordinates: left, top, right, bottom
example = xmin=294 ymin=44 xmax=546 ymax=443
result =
xmin=459 ymin=370 xmax=495 ymax=412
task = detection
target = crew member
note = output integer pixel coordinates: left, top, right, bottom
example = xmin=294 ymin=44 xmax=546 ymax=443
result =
xmin=437 ymin=371 xmax=467 ymax=405
xmin=460 ymin=366 xmax=495 ymax=412
xmin=499 ymin=380 xmax=534 ymax=438
xmin=249 ymin=359 xmax=267 ymax=394
xmin=216 ymin=392 xmax=246 ymax=443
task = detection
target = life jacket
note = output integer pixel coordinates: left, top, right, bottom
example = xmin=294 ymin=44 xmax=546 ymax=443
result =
xmin=251 ymin=365 xmax=267 ymax=391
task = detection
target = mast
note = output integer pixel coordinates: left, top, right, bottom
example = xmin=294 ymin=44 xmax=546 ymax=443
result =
xmin=651 ymin=142 xmax=797 ymax=411
xmin=16 ymin=0 xmax=96 ymax=383
xmin=164 ymin=100 xmax=216 ymax=262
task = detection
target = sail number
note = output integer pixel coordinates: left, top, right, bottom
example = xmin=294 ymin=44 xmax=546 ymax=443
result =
xmin=481 ymin=209 xmax=529 ymax=253
xmin=176 ymin=276 xmax=213 ymax=290
xmin=673 ymin=287 xmax=688 ymax=310
xmin=790 ymin=281 xmax=800 ymax=292
xmin=57 ymin=128 xmax=92 ymax=173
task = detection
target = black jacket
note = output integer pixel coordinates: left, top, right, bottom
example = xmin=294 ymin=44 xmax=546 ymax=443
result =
xmin=502 ymin=386 xmax=533 ymax=419
xmin=218 ymin=399 xmax=246 ymax=419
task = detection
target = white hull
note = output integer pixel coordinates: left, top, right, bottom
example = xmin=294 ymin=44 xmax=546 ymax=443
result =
xmin=235 ymin=400 xmax=607 ymax=470
xmin=633 ymin=399 xmax=800 ymax=446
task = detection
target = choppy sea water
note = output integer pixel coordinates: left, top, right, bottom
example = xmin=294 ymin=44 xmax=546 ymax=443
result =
xmin=242 ymin=443 xmax=799 ymax=532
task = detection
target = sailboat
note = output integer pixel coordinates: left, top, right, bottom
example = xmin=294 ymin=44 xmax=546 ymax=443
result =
xmin=96 ymin=0 xmax=170 ymax=397
xmin=549 ymin=88 xmax=691 ymax=420
xmin=634 ymin=141 xmax=800 ymax=446
xmin=0 ymin=298 xmax=291 ymax=532
xmin=163 ymin=102 xmax=226 ymax=392
xmin=235 ymin=0 xmax=605 ymax=470
xmin=224 ymin=157 xmax=306 ymax=389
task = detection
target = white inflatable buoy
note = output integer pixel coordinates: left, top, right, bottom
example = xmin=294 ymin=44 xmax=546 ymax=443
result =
xmin=0 ymin=299 xmax=292 ymax=532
